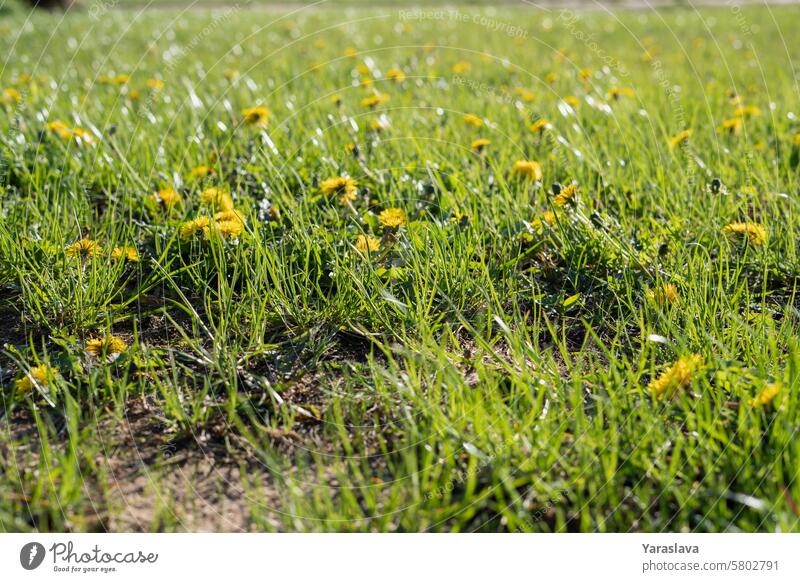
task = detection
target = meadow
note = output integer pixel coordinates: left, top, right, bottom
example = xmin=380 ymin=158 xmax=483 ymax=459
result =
xmin=1 ymin=1 xmax=800 ymax=532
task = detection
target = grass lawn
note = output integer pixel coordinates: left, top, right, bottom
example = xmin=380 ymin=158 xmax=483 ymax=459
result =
xmin=1 ymin=2 xmax=800 ymax=532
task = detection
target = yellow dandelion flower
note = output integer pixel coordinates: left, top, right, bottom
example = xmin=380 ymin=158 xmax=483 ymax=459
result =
xmin=65 ymin=238 xmax=102 ymax=258
xmin=242 ymin=106 xmax=271 ymax=127
xmin=370 ymin=117 xmax=388 ymax=131
xmin=669 ymin=129 xmax=692 ymax=149
xmin=70 ymin=127 xmax=97 ymax=146
xmin=514 ymin=88 xmax=536 ymax=102
xmin=563 ymin=95 xmax=580 ymax=108
xmin=463 ymin=114 xmax=483 ymax=127
xmin=321 ymin=176 xmax=357 ymax=198
xmin=151 ymin=188 xmax=182 ymax=209
xmin=86 ymin=336 xmax=128 ymax=357
xmin=146 ymin=78 xmax=164 ymax=90
xmin=114 ymin=74 xmax=130 ymax=86
xmin=361 ymin=93 xmax=390 ymax=108
xmin=649 ymin=354 xmax=704 ymax=399
xmin=2 ymin=88 xmax=22 ymax=105
xmin=554 ymin=183 xmax=579 ymax=206
xmin=608 ymin=86 xmax=635 ymax=100
xmin=217 ymin=219 xmax=244 ymax=238
xmin=331 ymin=94 xmax=342 ymax=106
xmin=386 ymin=68 xmax=406 ymax=82
xmin=189 ymin=165 xmax=214 ymax=180
xmin=542 ymin=210 xmax=556 ymax=226
xmin=452 ymin=61 xmax=472 ymax=74
xmin=15 ymin=365 xmax=57 ymax=395
xmin=214 ymin=210 xmax=244 ymax=223
xmin=47 ymin=120 xmax=72 ymax=139
xmin=110 ymin=246 xmax=139 ymax=262
xmin=344 ymin=47 xmax=358 ymax=58
xmin=719 ymin=117 xmax=743 ymax=134
xmin=179 ymin=216 xmax=212 ymax=239
xmin=200 ymin=187 xmax=234 ymax=211
xmin=734 ymin=104 xmax=760 ymax=118
xmin=750 ymin=383 xmax=780 ymax=408
xmin=378 ymin=207 xmax=408 ymax=229
xmin=471 ymin=138 xmax=491 ymax=152
xmin=529 ymin=119 xmax=551 ymax=133
xmin=646 ymin=284 xmax=679 ymax=305
xmin=355 ymin=234 xmax=381 ymax=253
xmin=513 ymin=160 xmax=543 ymax=181
xmin=545 ymin=72 xmax=558 ymax=84
xmin=722 ymin=222 xmax=767 ymax=246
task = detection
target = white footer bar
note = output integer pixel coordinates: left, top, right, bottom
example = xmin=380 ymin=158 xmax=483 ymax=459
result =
xmin=1 ymin=534 xmax=798 ymax=581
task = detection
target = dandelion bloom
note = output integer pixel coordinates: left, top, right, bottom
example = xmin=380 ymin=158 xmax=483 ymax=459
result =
xmin=355 ymin=234 xmax=381 ymax=253
xmin=370 ymin=118 xmax=388 ymax=131
xmin=217 ymin=218 xmax=244 ymax=238
xmin=47 ymin=120 xmax=72 ymax=139
xmin=151 ymin=188 xmax=182 ymax=209
xmin=669 ymin=129 xmax=692 ymax=149
xmin=114 ymin=74 xmax=130 ymax=85
xmin=2 ymin=88 xmax=22 ymax=105
xmin=331 ymin=94 xmax=342 ymax=106
xmin=722 ymin=222 xmax=767 ymax=246
xmin=66 ymin=238 xmax=102 ymax=258
xmin=86 ymin=336 xmax=128 ymax=357
xmin=463 ymin=114 xmax=483 ymax=127
xmin=529 ymin=119 xmax=551 ymax=133
xmin=563 ymin=96 xmax=580 ymax=108
xmin=515 ymin=88 xmax=536 ymax=102
xmin=750 ymin=383 xmax=780 ymax=407
xmin=513 ymin=160 xmax=542 ymax=181
xmin=146 ymin=78 xmax=164 ymax=90
xmin=646 ymin=284 xmax=678 ymax=305
xmin=378 ymin=208 xmax=408 ymax=229
xmin=71 ymin=127 xmax=97 ymax=146
xmin=545 ymin=72 xmax=558 ymax=84
xmin=15 ymin=365 xmax=57 ymax=394
xmin=718 ymin=118 xmax=743 ymax=134
xmin=242 ymin=106 xmax=271 ymax=127
xmin=344 ymin=47 xmax=358 ymax=57
xmin=361 ymin=94 xmax=390 ymax=108
xmin=471 ymin=138 xmax=490 ymax=152
xmin=608 ymin=87 xmax=635 ymax=100
xmin=386 ymin=68 xmax=406 ymax=82
xmin=180 ymin=216 xmax=211 ymax=239
xmin=734 ymin=105 xmax=760 ymax=118
xmin=648 ymin=354 xmax=704 ymax=399
xmin=321 ymin=176 xmax=357 ymax=198
xmin=200 ymin=187 xmax=234 ymax=211
xmin=542 ymin=211 xmax=556 ymax=226
xmin=111 ymin=246 xmax=139 ymax=262
xmin=554 ymin=183 xmax=578 ymax=206
xmin=189 ymin=165 xmax=214 ymax=180
xmin=452 ymin=61 xmax=472 ymax=74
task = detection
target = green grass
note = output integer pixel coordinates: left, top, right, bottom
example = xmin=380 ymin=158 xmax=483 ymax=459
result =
xmin=1 ymin=3 xmax=800 ymax=532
